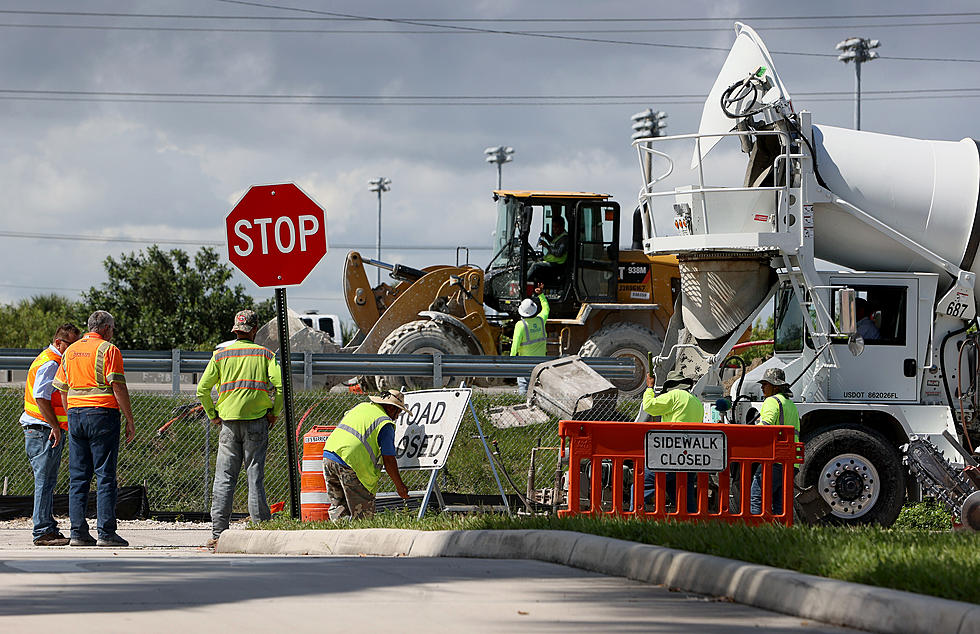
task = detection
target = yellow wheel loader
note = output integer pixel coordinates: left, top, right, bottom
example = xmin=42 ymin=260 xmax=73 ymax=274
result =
xmin=343 ymin=191 xmax=680 ymax=397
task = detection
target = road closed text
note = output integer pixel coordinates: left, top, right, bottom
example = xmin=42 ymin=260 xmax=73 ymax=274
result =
xmin=391 ymin=389 xmax=469 ymax=470
xmin=645 ymin=430 xmax=727 ymax=472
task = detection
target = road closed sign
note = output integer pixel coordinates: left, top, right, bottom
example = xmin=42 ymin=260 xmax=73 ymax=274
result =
xmin=390 ymin=388 xmax=470 ymax=471
xmin=645 ymin=430 xmax=727 ymax=472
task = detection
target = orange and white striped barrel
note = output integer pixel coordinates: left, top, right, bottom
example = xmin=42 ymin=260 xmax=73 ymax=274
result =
xmin=300 ymin=425 xmax=335 ymax=521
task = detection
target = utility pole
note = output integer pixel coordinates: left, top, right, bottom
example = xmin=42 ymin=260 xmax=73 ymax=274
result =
xmin=368 ymin=177 xmax=391 ymax=285
xmin=836 ymin=37 xmax=880 ymax=130
xmin=484 ymin=146 xmax=514 ymax=190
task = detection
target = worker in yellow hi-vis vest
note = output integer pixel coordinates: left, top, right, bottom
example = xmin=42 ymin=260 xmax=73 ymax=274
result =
xmin=510 ymin=282 xmax=548 ymax=395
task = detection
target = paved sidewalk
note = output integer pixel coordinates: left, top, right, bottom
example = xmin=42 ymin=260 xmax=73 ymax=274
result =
xmin=0 ymin=518 xmax=214 ymax=550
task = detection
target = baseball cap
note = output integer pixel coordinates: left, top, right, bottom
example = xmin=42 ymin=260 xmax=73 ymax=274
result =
xmin=231 ymin=309 xmax=259 ymax=333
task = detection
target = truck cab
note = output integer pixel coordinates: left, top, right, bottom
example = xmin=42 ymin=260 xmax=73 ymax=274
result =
xmin=771 ymin=271 xmax=939 ymax=404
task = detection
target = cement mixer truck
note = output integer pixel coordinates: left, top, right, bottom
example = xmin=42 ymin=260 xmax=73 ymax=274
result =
xmin=635 ymin=23 xmax=980 ymax=526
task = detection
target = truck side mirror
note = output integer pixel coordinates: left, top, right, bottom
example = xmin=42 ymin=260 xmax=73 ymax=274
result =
xmin=839 ymin=288 xmax=864 ymax=356
xmin=839 ymin=288 xmax=857 ymax=336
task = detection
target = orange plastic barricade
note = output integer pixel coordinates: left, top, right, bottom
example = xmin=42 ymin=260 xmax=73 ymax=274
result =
xmin=300 ymin=425 xmax=335 ymax=521
xmin=558 ymin=421 xmax=803 ymax=525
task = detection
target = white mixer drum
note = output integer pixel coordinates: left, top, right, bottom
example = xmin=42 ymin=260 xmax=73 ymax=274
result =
xmin=811 ymin=125 xmax=980 ymax=279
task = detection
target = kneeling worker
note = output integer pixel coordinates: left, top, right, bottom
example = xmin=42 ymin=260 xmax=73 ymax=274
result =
xmin=322 ymin=390 xmax=411 ymax=520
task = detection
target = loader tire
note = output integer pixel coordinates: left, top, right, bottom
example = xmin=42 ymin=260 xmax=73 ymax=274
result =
xmin=375 ymin=319 xmax=473 ymax=391
xmin=799 ymin=425 xmax=905 ymax=527
xmin=579 ymin=322 xmax=662 ymax=399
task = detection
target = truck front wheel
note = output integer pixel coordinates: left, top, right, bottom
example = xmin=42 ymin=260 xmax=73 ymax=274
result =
xmin=799 ymin=425 xmax=905 ymax=526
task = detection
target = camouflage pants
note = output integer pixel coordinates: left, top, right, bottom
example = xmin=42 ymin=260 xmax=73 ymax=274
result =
xmin=323 ymin=459 xmax=375 ymax=521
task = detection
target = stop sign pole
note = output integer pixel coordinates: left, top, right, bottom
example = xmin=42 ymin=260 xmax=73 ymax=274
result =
xmin=226 ymin=183 xmax=328 ymax=519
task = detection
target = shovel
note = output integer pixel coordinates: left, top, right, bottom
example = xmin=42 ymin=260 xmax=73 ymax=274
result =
xmin=793 ymin=483 xmax=832 ymax=523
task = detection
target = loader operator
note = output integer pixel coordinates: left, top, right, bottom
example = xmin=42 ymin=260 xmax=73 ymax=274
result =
xmin=751 ymin=367 xmax=800 ymax=515
xmin=642 ymin=370 xmax=704 ymax=512
xmin=197 ymin=309 xmax=283 ymax=549
xmin=527 ymin=216 xmax=568 ymax=285
xmin=510 ymin=282 xmax=549 ymax=396
xmin=322 ymin=390 xmax=411 ymax=520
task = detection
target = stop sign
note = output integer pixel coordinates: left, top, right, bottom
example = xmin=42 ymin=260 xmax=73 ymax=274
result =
xmin=226 ymin=183 xmax=327 ymax=287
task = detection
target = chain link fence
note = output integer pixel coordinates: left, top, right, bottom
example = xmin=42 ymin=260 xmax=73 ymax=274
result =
xmin=0 ymin=374 xmax=640 ymax=517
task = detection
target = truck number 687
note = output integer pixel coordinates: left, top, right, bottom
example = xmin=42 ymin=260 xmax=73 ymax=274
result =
xmin=946 ymin=301 xmax=970 ymax=317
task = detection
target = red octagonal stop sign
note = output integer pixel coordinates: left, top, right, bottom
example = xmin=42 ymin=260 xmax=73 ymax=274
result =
xmin=226 ymin=183 xmax=327 ymax=287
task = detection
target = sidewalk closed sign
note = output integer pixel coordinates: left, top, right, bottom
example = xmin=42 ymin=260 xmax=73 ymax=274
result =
xmin=645 ymin=430 xmax=727 ymax=472
xmin=391 ymin=388 xmax=470 ymax=471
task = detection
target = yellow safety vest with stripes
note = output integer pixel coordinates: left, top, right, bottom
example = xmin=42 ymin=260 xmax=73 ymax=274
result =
xmin=24 ymin=347 xmax=68 ymax=428
xmin=196 ymin=339 xmax=284 ymax=421
xmin=511 ymin=294 xmax=550 ymax=357
xmin=323 ymin=402 xmax=394 ymax=493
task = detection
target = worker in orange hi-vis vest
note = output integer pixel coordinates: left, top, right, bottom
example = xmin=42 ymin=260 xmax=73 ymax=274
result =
xmin=53 ymin=310 xmax=137 ymax=548
xmin=21 ymin=323 xmax=81 ymax=546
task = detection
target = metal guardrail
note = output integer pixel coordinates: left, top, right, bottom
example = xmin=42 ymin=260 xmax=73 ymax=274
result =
xmin=0 ymin=349 xmax=636 ymax=389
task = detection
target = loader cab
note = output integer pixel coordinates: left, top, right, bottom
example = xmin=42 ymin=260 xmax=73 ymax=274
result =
xmin=485 ymin=191 xmax=620 ymax=318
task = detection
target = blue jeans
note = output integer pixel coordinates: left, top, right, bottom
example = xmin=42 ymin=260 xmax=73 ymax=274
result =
xmin=750 ymin=463 xmax=784 ymax=515
xmin=517 ymin=376 xmax=529 ymax=396
xmin=68 ymin=407 xmax=121 ymax=539
xmin=24 ymin=425 xmax=64 ymax=539
xmin=643 ymin=470 xmax=698 ymax=512
xmin=211 ymin=418 xmax=271 ymax=538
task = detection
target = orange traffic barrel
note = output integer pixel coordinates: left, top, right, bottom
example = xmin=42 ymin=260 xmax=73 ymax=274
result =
xmin=300 ymin=425 xmax=335 ymax=521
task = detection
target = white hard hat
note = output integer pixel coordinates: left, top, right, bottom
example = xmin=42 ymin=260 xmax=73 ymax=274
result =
xmin=518 ymin=298 xmax=538 ymax=318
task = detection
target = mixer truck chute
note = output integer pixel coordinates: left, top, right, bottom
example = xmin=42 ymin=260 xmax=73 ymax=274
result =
xmin=635 ymin=22 xmax=980 ymax=526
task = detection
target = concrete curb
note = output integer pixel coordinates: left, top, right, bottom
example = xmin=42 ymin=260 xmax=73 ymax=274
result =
xmin=218 ymin=528 xmax=980 ymax=634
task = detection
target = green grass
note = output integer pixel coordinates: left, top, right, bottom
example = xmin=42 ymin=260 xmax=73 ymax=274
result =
xmin=255 ymin=504 xmax=980 ymax=604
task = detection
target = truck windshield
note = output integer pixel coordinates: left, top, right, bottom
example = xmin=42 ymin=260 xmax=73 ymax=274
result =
xmin=774 ymin=285 xmax=804 ymax=353
xmin=488 ymin=197 xmax=520 ymax=270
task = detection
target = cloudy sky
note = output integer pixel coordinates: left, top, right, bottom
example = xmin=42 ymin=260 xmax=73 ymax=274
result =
xmin=1 ymin=0 xmax=978 ymax=322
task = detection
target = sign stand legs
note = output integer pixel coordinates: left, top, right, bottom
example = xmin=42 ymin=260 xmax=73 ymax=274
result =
xmin=468 ymin=399 xmax=512 ymax=517
xmin=417 ymin=469 xmax=443 ymax=520
xmin=276 ymin=288 xmax=301 ymax=519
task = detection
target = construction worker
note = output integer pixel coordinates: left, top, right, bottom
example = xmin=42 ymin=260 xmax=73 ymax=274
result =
xmin=322 ymin=390 xmax=411 ymax=520
xmin=751 ymin=367 xmax=800 ymax=515
xmin=642 ymin=370 xmax=704 ymax=511
xmin=198 ymin=309 xmax=283 ymax=548
xmin=510 ymin=282 xmax=549 ymax=396
xmin=21 ymin=323 xmax=80 ymax=546
xmin=53 ymin=310 xmax=136 ymax=547
xmin=528 ymin=216 xmax=569 ymax=285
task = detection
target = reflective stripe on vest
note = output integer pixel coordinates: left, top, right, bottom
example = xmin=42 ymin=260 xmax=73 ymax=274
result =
xmin=214 ymin=347 xmax=275 ymax=362
xmin=520 ymin=318 xmax=546 ymax=346
xmin=24 ymin=348 xmax=67 ymax=427
xmin=518 ymin=317 xmax=547 ymax=356
xmin=773 ymin=394 xmax=800 ymax=441
xmin=334 ymin=415 xmax=390 ymax=468
xmin=66 ymin=341 xmax=121 ymax=402
xmin=218 ymin=379 xmax=274 ymax=394
xmin=323 ymin=402 xmax=393 ymax=493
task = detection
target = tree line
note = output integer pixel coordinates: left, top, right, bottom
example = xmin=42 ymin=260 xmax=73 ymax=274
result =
xmin=0 ymin=246 xmax=274 ymax=350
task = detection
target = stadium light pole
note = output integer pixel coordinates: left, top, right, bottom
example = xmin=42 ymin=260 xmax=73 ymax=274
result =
xmin=368 ymin=176 xmax=391 ymax=285
xmin=484 ymin=146 xmax=514 ymax=190
xmin=630 ymin=108 xmax=668 ymax=189
xmin=836 ymin=37 xmax=880 ymax=130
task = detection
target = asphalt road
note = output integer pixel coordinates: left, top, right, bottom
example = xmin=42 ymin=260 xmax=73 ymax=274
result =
xmin=0 ymin=535 xmax=855 ymax=633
